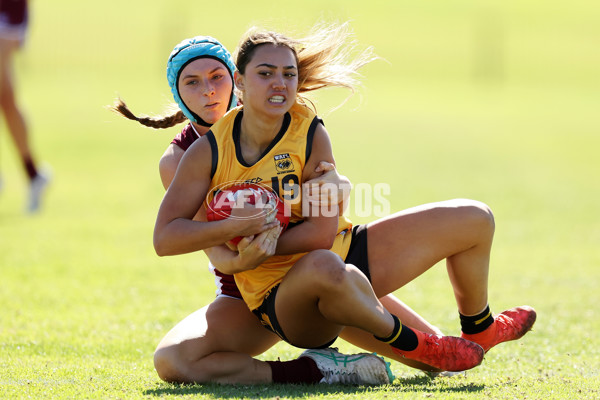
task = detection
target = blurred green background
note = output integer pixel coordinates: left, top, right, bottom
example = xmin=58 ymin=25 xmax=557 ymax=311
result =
xmin=1 ymin=0 xmax=598 ymax=398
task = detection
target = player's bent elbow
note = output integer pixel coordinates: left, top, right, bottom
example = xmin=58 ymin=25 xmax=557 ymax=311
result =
xmin=154 ymin=245 xmax=167 ymax=257
xmin=309 ymin=228 xmax=337 ymax=250
xmin=317 ymin=235 xmax=337 ymax=250
xmin=153 ymin=234 xmax=171 ymax=257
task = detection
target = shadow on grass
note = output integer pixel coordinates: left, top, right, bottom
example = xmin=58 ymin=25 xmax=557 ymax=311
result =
xmin=143 ymin=375 xmax=485 ymax=398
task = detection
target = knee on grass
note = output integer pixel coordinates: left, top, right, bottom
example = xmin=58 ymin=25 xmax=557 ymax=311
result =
xmin=154 ymin=345 xmax=212 ymax=384
xmin=154 ymin=346 xmax=186 ymax=383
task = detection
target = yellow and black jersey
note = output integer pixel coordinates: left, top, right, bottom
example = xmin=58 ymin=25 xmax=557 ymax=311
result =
xmin=204 ymin=102 xmax=352 ymax=310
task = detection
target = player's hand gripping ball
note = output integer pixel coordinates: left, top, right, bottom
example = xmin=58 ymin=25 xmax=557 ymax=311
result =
xmin=206 ymin=183 xmax=289 ymax=245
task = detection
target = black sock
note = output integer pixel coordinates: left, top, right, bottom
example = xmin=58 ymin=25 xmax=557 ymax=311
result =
xmin=23 ymin=158 xmax=38 ymax=181
xmin=373 ymin=314 xmax=419 ymax=351
xmin=460 ymin=305 xmax=494 ymax=334
xmin=267 ymin=357 xmax=324 ymax=384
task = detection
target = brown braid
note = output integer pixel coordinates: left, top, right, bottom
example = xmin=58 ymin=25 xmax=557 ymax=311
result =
xmin=109 ymin=98 xmax=188 ymax=129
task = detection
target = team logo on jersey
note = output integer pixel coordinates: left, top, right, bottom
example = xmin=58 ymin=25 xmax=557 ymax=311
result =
xmin=243 ymin=177 xmax=263 ymax=184
xmin=274 ymin=153 xmax=295 ymax=174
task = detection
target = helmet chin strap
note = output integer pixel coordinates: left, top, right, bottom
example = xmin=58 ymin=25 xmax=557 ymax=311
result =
xmin=192 ymin=113 xmax=212 ymax=127
xmin=189 ymin=122 xmax=203 ymax=139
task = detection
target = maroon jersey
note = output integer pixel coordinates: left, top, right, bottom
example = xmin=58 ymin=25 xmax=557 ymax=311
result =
xmin=0 ymin=0 xmax=28 ymax=26
xmin=210 ymin=265 xmax=243 ymax=299
xmin=171 ymin=123 xmax=198 ymax=151
xmin=172 ymin=124 xmax=243 ymax=299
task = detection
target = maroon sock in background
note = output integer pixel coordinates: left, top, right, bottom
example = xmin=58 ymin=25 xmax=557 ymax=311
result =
xmin=267 ymin=357 xmax=323 ymax=384
xmin=23 ymin=158 xmax=38 ymax=181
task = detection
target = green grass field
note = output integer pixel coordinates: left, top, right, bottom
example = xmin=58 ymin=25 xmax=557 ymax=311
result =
xmin=1 ymin=0 xmax=599 ymax=398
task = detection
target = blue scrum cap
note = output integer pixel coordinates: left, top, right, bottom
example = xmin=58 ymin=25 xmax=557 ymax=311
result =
xmin=166 ymin=36 xmax=237 ymax=126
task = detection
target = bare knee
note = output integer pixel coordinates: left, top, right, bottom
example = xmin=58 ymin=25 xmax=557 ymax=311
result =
xmin=467 ymin=199 xmax=495 ymax=236
xmin=297 ymin=249 xmax=356 ymax=290
xmin=450 ymin=199 xmax=495 ymax=237
xmin=154 ymin=345 xmax=184 ymax=383
xmin=154 ymin=343 xmax=208 ymax=384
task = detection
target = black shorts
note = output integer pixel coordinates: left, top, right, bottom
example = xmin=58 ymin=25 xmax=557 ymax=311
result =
xmin=344 ymin=224 xmax=371 ymax=282
xmin=252 ymin=224 xmax=371 ymax=348
xmin=252 ymin=284 xmax=338 ymax=349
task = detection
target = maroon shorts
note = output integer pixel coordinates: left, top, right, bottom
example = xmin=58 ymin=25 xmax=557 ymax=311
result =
xmin=0 ymin=0 xmax=28 ymax=43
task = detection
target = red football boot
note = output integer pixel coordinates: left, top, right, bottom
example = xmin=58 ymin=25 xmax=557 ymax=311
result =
xmin=392 ymin=330 xmax=485 ymax=372
xmin=461 ymin=305 xmax=537 ymax=353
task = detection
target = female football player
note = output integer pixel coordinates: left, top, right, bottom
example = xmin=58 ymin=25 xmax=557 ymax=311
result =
xmin=114 ymin=33 xmax=445 ymax=385
xmin=0 ymin=0 xmax=50 ymax=212
xmin=153 ymin=24 xmax=536 ymax=379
